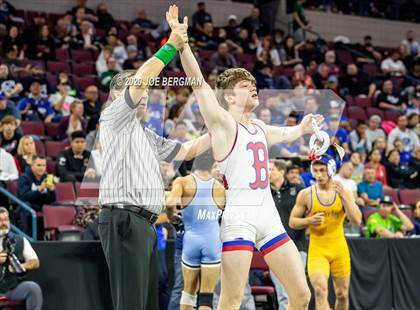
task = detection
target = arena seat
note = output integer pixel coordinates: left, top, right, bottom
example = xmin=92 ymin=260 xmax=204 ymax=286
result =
xmin=55 ymin=48 xmax=70 ymax=62
xmin=345 ymin=95 xmax=355 ymax=106
xmin=362 ymin=207 xmax=378 ymax=224
xmin=336 ymin=50 xmax=353 ymax=64
xmin=47 ymin=61 xmax=72 ymax=75
xmin=72 ymin=62 xmax=96 ymax=76
xmin=20 ymin=121 xmax=45 ymax=136
xmin=347 ymin=106 xmax=367 ymax=120
xmin=70 ymin=49 xmax=94 ymax=63
xmin=362 ymin=63 xmax=379 ymax=77
xmin=46 ymin=159 xmax=56 ymax=175
xmin=73 ymin=76 xmax=97 ymax=91
xmin=384 ymin=110 xmax=400 ymax=122
xmin=390 ymin=77 xmax=404 ymax=93
xmin=366 ymin=107 xmax=385 ymax=120
xmin=250 ymin=251 xmax=277 ymax=309
xmin=398 ymin=189 xmax=420 ymax=206
xmin=384 ymin=188 xmax=400 ymax=205
xmin=34 ymin=140 xmax=46 ymax=156
xmin=99 ymin=91 xmax=109 ymax=104
xmin=354 ymin=96 xmax=372 ymax=109
xmin=45 ymin=141 xmax=68 ymax=159
xmin=198 ymin=49 xmax=213 ymax=62
xmin=42 ymin=205 xmax=82 ymax=240
xmin=75 ymin=182 xmax=99 ymax=205
xmin=55 ymin=182 xmax=76 ymax=205
xmin=44 ymin=122 xmax=61 ymax=140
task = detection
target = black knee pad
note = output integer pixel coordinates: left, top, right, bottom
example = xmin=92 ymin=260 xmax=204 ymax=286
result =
xmin=198 ymin=292 xmax=213 ymax=308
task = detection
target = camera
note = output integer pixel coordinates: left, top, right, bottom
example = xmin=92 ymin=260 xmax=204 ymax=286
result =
xmin=3 ymin=235 xmax=26 ymax=275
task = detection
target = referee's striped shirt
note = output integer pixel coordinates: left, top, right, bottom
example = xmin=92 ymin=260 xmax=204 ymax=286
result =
xmin=99 ymin=89 xmax=181 ymax=214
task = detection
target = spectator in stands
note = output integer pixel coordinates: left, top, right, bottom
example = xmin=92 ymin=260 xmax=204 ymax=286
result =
xmin=73 ymin=20 xmax=99 ymax=51
xmin=210 ymin=42 xmax=238 ymax=73
xmin=57 ymin=131 xmax=92 ymax=182
xmin=351 ymin=152 xmax=364 ymax=185
xmin=15 ymin=135 xmax=37 ymax=176
xmin=386 ymin=149 xmax=417 ymax=189
xmin=350 ymin=120 xmax=369 ymax=153
xmin=381 ymin=51 xmax=407 ymax=77
xmin=241 ymin=6 xmax=268 ymax=37
xmin=2 ymin=25 xmax=24 ymax=59
xmin=26 ymin=25 xmax=56 ymax=61
xmin=122 ymin=45 xmax=139 ymax=70
xmin=292 ymin=64 xmax=315 ymax=88
xmin=225 ymin=14 xmax=241 ymax=41
xmin=49 ymin=80 xmax=77 ymax=122
xmin=82 ymin=85 xmax=101 ymax=133
xmin=0 ymin=207 xmax=43 ymax=310
xmin=366 ymin=149 xmax=388 ymax=187
xmin=257 ymin=36 xmax=280 ymax=66
xmin=0 ymin=92 xmax=20 ymax=124
xmin=233 ymin=28 xmax=256 ymax=54
xmin=375 ymin=80 xmax=406 ymax=111
xmin=292 ymin=0 xmax=310 ymax=42
xmin=258 ymin=108 xmax=271 ymax=125
xmin=0 ymin=146 xmax=18 ymax=207
xmin=411 ymin=201 xmax=420 ymax=235
xmin=0 ymin=64 xmax=23 ymax=101
xmin=167 ymin=88 xmax=190 ymax=123
xmin=279 ymin=36 xmax=303 ymax=67
xmin=357 ymin=35 xmax=382 ymax=64
xmin=96 ymin=46 xmax=118 ymax=75
xmin=20 ymin=64 xmax=51 ymax=99
xmin=312 ymin=63 xmax=330 ymax=89
xmin=365 ymin=115 xmax=385 ymax=151
xmin=398 ymin=43 xmax=415 ymax=72
xmin=191 ymin=2 xmax=212 ymax=34
xmin=372 ymin=137 xmax=387 ymax=162
xmin=72 ymin=5 xmax=98 ymax=26
xmin=171 ymin=121 xmax=188 ymax=143
xmin=55 ymin=14 xmax=78 ymax=49
xmin=286 ymin=164 xmax=303 ymax=186
xmin=339 ymin=63 xmax=376 ymax=97
xmin=0 ymin=0 xmax=16 ymax=26
xmin=387 ymin=115 xmax=419 ymax=153
xmin=96 ymin=2 xmax=115 ymax=30
xmin=0 ymin=115 xmax=21 ymax=156
xmin=99 ymin=57 xmax=120 ymax=89
xmin=17 ymin=80 xmax=53 ymax=122
xmin=333 ymin=162 xmax=358 ymax=199
xmin=358 ymin=164 xmax=382 ymax=206
xmin=104 ymin=33 xmax=127 ymax=67
xmin=323 ymin=50 xmax=340 ymax=76
xmin=366 ymin=195 xmax=414 ymax=238
xmin=401 ymin=30 xmax=420 ymax=56
xmin=133 ymin=9 xmax=157 ymax=30
xmin=254 ymin=62 xmax=290 ymax=90
xmin=193 ymin=22 xmax=219 ymax=50
xmin=17 ymin=155 xmax=56 ymax=232
xmin=70 ymin=0 xmax=96 ymax=19
xmin=126 ymin=33 xmax=149 ymax=61
xmin=409 ymin=146 xmax=420 ymax=188
xmin=58 ymin=100 xmax=87 ymax=140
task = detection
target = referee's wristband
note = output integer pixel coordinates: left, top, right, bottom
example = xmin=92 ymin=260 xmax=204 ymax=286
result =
xmin=154 ymin=43 xmax=177 ymax=66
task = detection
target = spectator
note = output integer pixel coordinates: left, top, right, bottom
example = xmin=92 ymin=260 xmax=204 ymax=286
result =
xmin=26 ymin=25 xmax=56 ymax=61
xmin=279 ymin=36 xmax=303 ymax=67
xmin=257 ymin=36 xmax=280 ymax=66
xmin=234 ymin=28 xmax=256 ymax=54
xmin=55 ymin=14 xmax=78 ymax=49
xmin=17 ymin=155 xmax=56 ymax=232
xmin=56 ymin=131 xmax=92 ymax=182
xmin=99 ymin=57 xmax=120 ymax=89
xmin=122 ymin=45 xmax=140 ymax=70
xmin=350 ymin=152 xmax=364 ymax=184
xmin=333 ymin=162 xmax=358 ymax=199
xmin=375 ymin=79 xmax=406 ymax=111
xmin=325 ymin=75 xmax=339 ymax=94
xmin=357 ymin=35 xmax=382 ymax=64
xmin=407 ymin=112 xmax=420 ymax=137
xmin=14 ymin=135 xmax=37 ymax=176
xmin=73 ymin=20 xmax=99 ymax=51
xmin=408 ymin=146 xmax=420 ymax=188
xmin=365 ymin=115 xmax=385 ymax=151
xmin=292 ymin=0 xmax=310 ymax=42
xmin=350 ymin=120 xmax=369 ymax=153
xmin=323 ymin=50 xmax=340 ymax=76
xmin=386 ymin=149 xmax=417 ymax=189
xmin=292 ymin=64 xmax=315 ymax=88
xmin=70 ymin=0 xmax=96 ymax=19
xmin=171 ymin=121 xmax=188 ymax=143
xmin=191 ymin=2 xmax=212 ymax=33
xmin=381 ymin=51 xmax=407 ymax=77
xmin=411 ymin=201 xmax=420 ymax=235
xmin=387 ymin=115 xmax=419 ymax=153
xmin=104 ymin=34 xmax=127 ymax=67
xmin=372 ymin=137 xmax=387 ymax=162
xmin=82 ymin=85 xmax=101 ymax=133
xmin=48 ymin=80 xmax=77 ymax=122
xmin=96 ymin=46 xmax=121 ymax=76
xmin=339 ymin=63 xmax=376 ymax=97
xmin=133 ymin=9 xmax=157 ymax=30
xmin=366 ymin=195 xmax=414 ymax=238
xmin=17 ymin=80 xmax=53 ymax=122
xmin=286 ymin=164 xmax=303 ymax=186
xmin=0 ymin=146 xmax=18 ymax=207
xmin=241 ymin=6 xmax=268 ymax=37
xmin=58 ymin=100 xmax=87 ymax=140
xmin=0 ymin=115 xmax=21 ymax=155
xmin=0 ymin=93 xmax=20 ymax=124
xmin=0 ymin=207 xmax=43 ymax=310
xmin=366 ymin=149 xmax=388 ymax=187
xmin=126 ymin=33 xmax=149 ymax=61
xmin=210 ymin=42 xmax=238 ymax=73
xmin=96 ymin=2 xmax=115 ymax=30
xmin=2 ymin=25 xmax=24 ymax=60
xmin=268 ymin=159 xmax=306 ymax=309
xmin=0 ymin=64 xmax=23 ymax=101
xmin=358 ymin=164 xmax=383 ymax=206
xmin=225 ymin=14 xmax=241 ymax=41
xmin=398 ymin=43 xmax=414 ymax=71
xmin=193 ymin=22 xmax=219 ymax=50
xmin=401 ymin=30 xmax=420 ymax=56
xmin=21 ymin=64 xmax=51 ymax=99
xmin=145 ymin=90 xmax=165 ymax=135
xmin=0 ymin=0 xmax=17 ymax=26
xmin=258 ymin=108 xmax=271 ymax=125
xmin=312 ymin=63 xmax=330 ymax=89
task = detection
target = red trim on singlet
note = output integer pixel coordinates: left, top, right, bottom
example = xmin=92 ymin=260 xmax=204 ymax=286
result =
xmin=215 ymin=122 xmax=239 ymax=162
xmin=252 ymin=121 xmax=266 ymax=134
xmin=239 ymin=122 xmax=258 ymax=135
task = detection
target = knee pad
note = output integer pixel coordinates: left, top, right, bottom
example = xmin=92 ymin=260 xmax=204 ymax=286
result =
xmin=198 ymin=292 xmax=213 ymax=308
xmin=180 ymin=291 xmax=197 ymax=307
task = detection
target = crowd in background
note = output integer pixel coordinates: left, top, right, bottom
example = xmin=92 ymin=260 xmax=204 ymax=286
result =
xmin=0 ymin=0 xmax=418 ymax=240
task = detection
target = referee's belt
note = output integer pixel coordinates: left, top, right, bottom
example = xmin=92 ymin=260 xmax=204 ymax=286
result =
xmin=102 ymin=204 xmax=158 ymax=224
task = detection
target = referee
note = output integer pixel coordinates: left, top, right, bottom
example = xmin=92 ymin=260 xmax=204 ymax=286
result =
xmin=98 ymin=19 xmax=209 ymax=310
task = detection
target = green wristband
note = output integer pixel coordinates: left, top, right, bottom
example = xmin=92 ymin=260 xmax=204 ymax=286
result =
xmin=154 ymin=43 xmax=177 ymax=65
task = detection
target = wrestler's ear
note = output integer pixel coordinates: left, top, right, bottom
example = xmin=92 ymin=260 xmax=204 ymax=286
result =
xmin=224 ymin=93 xmax=235 ymax=106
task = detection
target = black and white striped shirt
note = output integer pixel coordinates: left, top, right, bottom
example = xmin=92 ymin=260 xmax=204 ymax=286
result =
xmin=99 ymin=89 xmax=181 ymax=214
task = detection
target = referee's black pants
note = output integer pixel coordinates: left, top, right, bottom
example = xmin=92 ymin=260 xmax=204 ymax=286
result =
xmin=98 ymin=207 xmax=159 ymax=310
